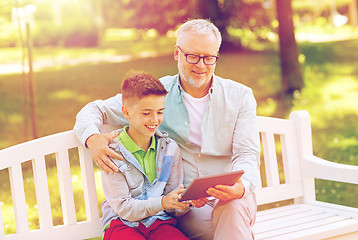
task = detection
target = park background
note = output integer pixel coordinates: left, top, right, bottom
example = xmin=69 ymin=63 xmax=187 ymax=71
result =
xmin=0 ymin=0 xmax=357 ymax=236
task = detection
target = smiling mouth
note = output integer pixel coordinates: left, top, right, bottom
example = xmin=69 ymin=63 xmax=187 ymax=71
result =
xmin=192 ymin=70 xmax=206 ymax=75
xmin=146 ymin=125 xmax=157 ymax=131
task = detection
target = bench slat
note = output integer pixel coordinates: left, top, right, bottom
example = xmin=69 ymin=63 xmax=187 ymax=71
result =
xmin=261 ymin=132 xmax=280 ymax=187
xmin=256 ymin=206 xmax=323 ymax=223
xmin=257 ymin=211 xmax=334 ymax=230
xmin=276 ymin=219 xmax=358 ymax=240
xmin=255 ymin=203 xmax=358 ymax=239
xmin=2 ymin=219 xmax=103 ymax=240
xmin=9 ymin=164 xmax=29 ymax=234
xmin=255 ymin=182 xmax=303 ymax=205
xmin=32 ymin=156 xmax=53 ymax=230
xmin=256 ymin=217 xmax=358 ymax=240
xmin=280 ymin=133 xmax=301 ymax=184
xmin=257 ymin=117 xmax=293 ymax=134
xmin=0 ymin=131 xmax=79 ymax=170
xmin=257 ymin=204 xmax=302 ymax=217
xmin=78 ymin=146 xmax=100 ymax=222
xmin=55 ymin=150 xmax=77 ymax=225
xmin=256 ymin=212 xmax=337 ymax=233
xmin=305 ymin=201 xmax=358 ymax=218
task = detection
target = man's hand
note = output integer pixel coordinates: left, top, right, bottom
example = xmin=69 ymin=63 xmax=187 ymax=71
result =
xmin=206 ymin=178 xmax=245 ymax=202
xmin=85 ymin=132 xmax=122 ymax=174
xmin=162 ymin=185 xmax=190 ymax=210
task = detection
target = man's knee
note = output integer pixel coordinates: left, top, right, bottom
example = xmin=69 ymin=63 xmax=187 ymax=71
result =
xmin=212 ymin=193 xmax=257 ymax=227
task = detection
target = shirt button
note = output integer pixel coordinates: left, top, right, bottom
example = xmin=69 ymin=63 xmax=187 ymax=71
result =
xmin=184 ymin=122 xmax=188 ymax=126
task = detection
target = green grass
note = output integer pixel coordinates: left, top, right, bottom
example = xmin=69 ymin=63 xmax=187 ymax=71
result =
xmin=0 ymin=51 xmax=282 ymax=149
xmin=1 ymin=37 xmax=358 ymax=235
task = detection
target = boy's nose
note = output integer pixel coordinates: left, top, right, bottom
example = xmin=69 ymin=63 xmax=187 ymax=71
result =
xmin=151 ymin=114 xmax=159 ymax=123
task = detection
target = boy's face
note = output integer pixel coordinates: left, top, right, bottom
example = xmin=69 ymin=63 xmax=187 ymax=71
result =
xmin=122 ymin=95 xmax=165 ymax=141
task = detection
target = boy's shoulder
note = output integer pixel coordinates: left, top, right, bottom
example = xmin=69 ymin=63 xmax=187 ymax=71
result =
xmin=155 ymin=130 xmax=179 ymax=148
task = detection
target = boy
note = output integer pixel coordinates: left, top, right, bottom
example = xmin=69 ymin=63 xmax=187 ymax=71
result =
xmin=101 ymin=71 xmax=190 ymax=240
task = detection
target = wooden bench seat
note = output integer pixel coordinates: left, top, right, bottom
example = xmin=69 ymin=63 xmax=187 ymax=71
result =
xmin=1 ymin=110 xmax=357 ymax=239
xmin=255 ymin=202 xmax=358 ymax=239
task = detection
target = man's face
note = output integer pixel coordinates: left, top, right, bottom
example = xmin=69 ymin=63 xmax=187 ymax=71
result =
xmin=122 ymin=95 xmax=165 ymax=142
xmin=174 ymin=31 xmax=219 ymax=95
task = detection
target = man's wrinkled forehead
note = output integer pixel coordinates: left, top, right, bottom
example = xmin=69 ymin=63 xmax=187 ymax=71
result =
xmin=177 ymin=32 xmax=220 ymax=54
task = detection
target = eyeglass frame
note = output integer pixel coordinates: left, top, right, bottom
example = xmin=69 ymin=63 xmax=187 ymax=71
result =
xmin=176 ymin=45 xmax=219 ymax=65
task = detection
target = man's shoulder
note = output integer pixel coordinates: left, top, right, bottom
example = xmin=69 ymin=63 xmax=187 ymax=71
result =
xmin=214 ymin=75 xmax=253 ymax=94
xmin=159 ymin=74 xmax=178 ymax=90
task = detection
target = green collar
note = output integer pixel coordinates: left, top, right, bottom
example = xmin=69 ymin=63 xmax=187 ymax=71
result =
xmin=118 ymin=126 xmax=156 ymax=153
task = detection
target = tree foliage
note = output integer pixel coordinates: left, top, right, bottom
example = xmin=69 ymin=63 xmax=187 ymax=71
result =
xmin=195 ymin=0 xmax=275 ymax=50
xmin=101 ymin=0 xmax=195 ymax=35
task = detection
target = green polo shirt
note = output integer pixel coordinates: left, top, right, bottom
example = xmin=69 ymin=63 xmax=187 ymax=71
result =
xmin=118 ymin=126 xmax=157 ymax=183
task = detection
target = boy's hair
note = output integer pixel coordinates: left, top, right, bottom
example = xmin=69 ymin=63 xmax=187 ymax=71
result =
xmin=121 ymin=71 xmax=168 ymax=104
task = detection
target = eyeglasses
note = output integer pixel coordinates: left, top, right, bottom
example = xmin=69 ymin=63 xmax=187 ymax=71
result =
xmin=177 ymin=46 xmax=219 ymax=65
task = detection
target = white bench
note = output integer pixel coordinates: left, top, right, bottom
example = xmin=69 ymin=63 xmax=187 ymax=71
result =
xmin=1 ymin=110 xmax=357 ymax=240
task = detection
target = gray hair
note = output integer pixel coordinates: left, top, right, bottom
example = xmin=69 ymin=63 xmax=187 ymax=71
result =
xmin=176 ymin=19 xmax=222 ymax=49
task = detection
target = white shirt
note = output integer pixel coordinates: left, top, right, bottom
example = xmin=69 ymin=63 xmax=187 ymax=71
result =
xmin=182 ymin=91 xmax=210 ymax=147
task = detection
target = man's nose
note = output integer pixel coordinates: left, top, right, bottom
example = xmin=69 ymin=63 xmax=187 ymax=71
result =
xmin=196 ymin=57 xmax=206 ymax=67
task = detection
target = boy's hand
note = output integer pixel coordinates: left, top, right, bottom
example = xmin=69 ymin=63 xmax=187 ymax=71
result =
xmin=86 ymin=132 xmax=122 ymax=174
xmin=189 ymin=198 xmax=209 ymax=208
xmin=162 ymin=185 xmax=190 ymax=209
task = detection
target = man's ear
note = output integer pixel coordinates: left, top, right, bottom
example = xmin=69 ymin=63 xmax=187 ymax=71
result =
xmin=174 ymin=45 xmax=179 ymax=61
xmin=122 ymin=105 xmax=130 ymax=119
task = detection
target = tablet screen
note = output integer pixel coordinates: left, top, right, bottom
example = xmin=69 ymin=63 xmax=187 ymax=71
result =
xmin=179 ymin=170 xmax=245 ymax=202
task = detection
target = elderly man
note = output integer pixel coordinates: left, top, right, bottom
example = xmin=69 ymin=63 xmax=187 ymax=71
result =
xmin=74 ymin=19 xmax=260 ymax=240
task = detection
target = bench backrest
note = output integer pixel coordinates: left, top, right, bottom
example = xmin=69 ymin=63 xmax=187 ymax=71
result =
xmin=0 ymin=131 xmax=102 ymax=240
xmin=255 ymin=112 xmax=306 ymax=206
xmin=0 ymin=110 xmax=311 ymax=239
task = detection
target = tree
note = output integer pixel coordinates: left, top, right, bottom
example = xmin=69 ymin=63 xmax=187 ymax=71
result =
xmin=196 ymin=0 xmax=233 ymax=49
xmin=349 ymin=0 xmax=358 ymax=26
xmin=195 ymin=0 xmax=274 ymax=51
xmin=101 ymin=0 xmax=195 ymax=35
xmin=276 ymin=0 xmax=304 ymax=96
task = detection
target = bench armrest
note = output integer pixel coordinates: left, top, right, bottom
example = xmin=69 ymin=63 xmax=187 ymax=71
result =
xmin=302 ymin=155 xmax=358 ymax=184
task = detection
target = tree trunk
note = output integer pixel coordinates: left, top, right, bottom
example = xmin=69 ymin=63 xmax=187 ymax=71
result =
xmin=197 ymin=0 xmax=242 ymax=51
xmin=349 ymin=0 xmax=358 ymax=27
xmin=275 ymin=0 xmax=303 ymax=96
xmin=26 ymin=22 xmax=38 ymax=139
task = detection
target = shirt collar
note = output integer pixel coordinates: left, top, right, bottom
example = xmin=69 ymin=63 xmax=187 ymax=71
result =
xmin=118 ymin=126 xmax=156 ymax=153
xmin=176 ymin=74 xmax=216 ymax=99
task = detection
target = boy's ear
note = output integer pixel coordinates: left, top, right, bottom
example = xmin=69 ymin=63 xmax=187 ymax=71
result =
xmin=122 ymin=105 xmax=130 ymax=119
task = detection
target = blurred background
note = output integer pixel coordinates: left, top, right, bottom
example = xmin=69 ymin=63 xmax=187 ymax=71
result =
xmin=0 ymin=0 xmax=357 ymax=236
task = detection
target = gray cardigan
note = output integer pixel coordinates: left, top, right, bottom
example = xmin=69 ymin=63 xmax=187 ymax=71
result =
xmin=101 ymin=128 xmax=189 ymax=230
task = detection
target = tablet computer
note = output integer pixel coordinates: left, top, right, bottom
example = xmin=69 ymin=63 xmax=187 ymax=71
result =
xmin=179 ymin=170 xmax=245 ymax=202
